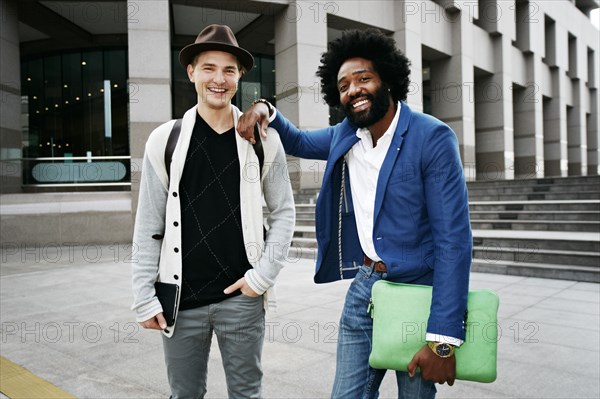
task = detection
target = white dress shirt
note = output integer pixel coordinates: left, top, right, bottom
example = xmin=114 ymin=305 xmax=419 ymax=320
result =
xmin=345 ymin=102 xmax=401 ymax=262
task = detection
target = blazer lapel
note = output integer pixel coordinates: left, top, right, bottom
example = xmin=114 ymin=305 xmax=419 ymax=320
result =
xmin=329 ymin=118 xmax=360 ymax=165
xmin=373 ymin=102 xmax=411 ymax=222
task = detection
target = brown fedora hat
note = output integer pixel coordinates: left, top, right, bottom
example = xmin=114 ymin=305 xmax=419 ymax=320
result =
xmin=179 ymin=24 xmax=254 ymax=71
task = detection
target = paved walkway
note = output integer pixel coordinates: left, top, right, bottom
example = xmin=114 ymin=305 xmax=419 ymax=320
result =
xmin=0 ymin=245 xmax=598 ymax=398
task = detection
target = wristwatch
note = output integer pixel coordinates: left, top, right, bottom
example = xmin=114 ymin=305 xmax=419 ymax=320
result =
xmin=251 ymin=98 xmax=274 ymax=117
xmin=427 ymin=341 xmax=455 ymax=358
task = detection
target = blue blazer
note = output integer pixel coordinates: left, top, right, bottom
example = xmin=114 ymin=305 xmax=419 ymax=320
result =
xmin=271 ymin=102 xmax=472 ymax=339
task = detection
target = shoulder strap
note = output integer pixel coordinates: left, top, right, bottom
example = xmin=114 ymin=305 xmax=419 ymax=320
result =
xmin=253 ymin=123 xmax=264 ymax=178
xmin=165 ymin=119 xmax=262 ymax=180
xmin=164 ymin=119 xmax=182 ymax=179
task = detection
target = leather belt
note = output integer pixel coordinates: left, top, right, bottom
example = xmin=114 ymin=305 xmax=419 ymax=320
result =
xmin=364 ymin=255 xmax=387 ymax=273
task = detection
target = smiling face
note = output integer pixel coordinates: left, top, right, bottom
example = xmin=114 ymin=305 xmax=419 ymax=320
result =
xmin=187 ymin=50 xmax=242 ymax=111
xmin=337 ymin=57 xmax=391 ymax=128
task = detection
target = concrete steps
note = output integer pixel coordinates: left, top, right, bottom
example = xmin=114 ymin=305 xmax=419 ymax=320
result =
xmin=471 ymin=259 xmax=599 ymax=282
xmin=290 ymin=236 xmax=318 ymax=249
xmin=468 ymin=184 xmax=600 ymax=194
xmin=471 ymin=230 xmax=599 ymax=266
xmin=286 ymin=176 xmax=600 ymax=282
xmin=292 ymin=188 xmax=320 ymax=204
xmin=288 ymin=229 xmax=600 ymax=282
xmin=470 ymin=219 xmax=600 ymax=232
xmin=469 ymin=200 xmax=600 ymax=211
xmin=470 ymin=210 xmax=600 ymax=221
xmin=466 ymin=192 xmax=600 ymax=201
xmin=293 ymin=225 xmax=316 ymax=239
xmin=467 ymin=176 xmax=600 ymax=201
xmin=466 ymin=175 xmax=600 ymax=188
xmin=290 ymin=205 xmax=600 ymax=235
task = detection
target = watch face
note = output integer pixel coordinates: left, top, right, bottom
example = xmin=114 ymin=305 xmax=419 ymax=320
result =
xmin=436 ymin=344 xmax=452 ymax=357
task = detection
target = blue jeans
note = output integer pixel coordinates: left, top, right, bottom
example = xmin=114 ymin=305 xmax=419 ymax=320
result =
xmin=331 ymin=265 xmax=436 ymax=399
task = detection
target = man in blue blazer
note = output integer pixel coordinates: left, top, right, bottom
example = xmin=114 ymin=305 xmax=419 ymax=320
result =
xmin=238 ymin=29 xmax=472 ymax=398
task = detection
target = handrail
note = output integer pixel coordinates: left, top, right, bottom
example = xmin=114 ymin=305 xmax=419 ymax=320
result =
xmin=18 ymin=156 xmax=131 ymax=161
xmin=9 ymin=156 xmax=134 ymax=187
xmin=23 ymin=183 xmax=131 ymax=187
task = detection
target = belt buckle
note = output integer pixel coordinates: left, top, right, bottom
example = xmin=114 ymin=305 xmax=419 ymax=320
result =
xmin=373 ymin=261 xmax=387 ymax=273
xmin=364 ymin=255 xmax=386 ymax=273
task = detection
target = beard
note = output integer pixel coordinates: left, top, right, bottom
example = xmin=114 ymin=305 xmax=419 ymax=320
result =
xmin=343 ymin=84 xmax=391 ymax=128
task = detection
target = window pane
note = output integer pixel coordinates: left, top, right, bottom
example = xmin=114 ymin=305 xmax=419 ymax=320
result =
xmin=21 ymin=48 xmax=130 ymax=187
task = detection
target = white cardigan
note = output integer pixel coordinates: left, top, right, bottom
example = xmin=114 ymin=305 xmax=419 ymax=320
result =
xmin=131 ymin=105 xmax=295 ymax=337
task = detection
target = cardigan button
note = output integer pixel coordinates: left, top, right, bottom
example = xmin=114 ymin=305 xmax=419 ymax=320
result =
xmin=173 ymin=275 xmax=179 ymax=280
xmin=174 ymin=247 xmax=179 ymax=253
xmin=173 ymin=221 xmax=179 ymax=227
xmin=172 ymin=192 xmax=178 ymax=197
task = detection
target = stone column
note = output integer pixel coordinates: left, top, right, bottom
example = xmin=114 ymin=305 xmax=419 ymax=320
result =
xmin=513 ymin=54 xmax=545 ymax=178
xmin=543 ymin=21 xmax=570 ymax=177
xmin=586 ymin=45 xmax=599 ymax=176
xmin=0 ymin=0 xmax=22 ymax=193
xmin=567 ymin=79 xmax=587 ymax=175
xmin=588 ymin=89 xmax=599 ymax=175
xmin=394 ymin=1 xmax=423 ymax=112
xmin=428 ymin=8 xmax=476 ymax=181
xmin=128 ymin=0 xmax=172 ymax=214
xmin=543 ymin=69 xmax=568 ymax=177
xmin=513 ymin=0 xmax=545 ymax=179
xmin=473 ymin=35 xmax=514 ymax=181
xmin=274 ymin=1 xmax=328 ymax=190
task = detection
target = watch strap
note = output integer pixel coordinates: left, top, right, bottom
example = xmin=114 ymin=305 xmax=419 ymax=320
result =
xmin=427 ymin=341 xmax=455 ymax=358
xmin=251 ymin=98 xmax=274 ymax=117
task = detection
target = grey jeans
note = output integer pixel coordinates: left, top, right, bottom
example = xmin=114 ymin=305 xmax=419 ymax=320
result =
xmin=162 ymin=294 xmax=265 ymax=399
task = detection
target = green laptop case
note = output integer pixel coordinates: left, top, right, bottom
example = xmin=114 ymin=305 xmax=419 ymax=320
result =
xmin=368 ymin=281 xmax=499 ymax=383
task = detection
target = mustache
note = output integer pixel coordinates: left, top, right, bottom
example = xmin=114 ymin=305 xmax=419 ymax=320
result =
xmin=347 ymin=93 xmax=374 ymax=105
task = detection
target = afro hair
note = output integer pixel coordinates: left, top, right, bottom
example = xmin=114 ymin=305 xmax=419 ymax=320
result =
xmin=316 ymin=29 xmax=411 ymax=107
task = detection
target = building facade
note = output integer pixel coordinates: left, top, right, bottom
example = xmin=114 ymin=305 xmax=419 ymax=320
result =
xmin=1 ymin=0 xmax=598 ymax=200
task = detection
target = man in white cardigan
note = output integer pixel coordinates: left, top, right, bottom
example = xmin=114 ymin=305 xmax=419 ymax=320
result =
xmin=131 ymin=25 xmax=295 ymax=398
